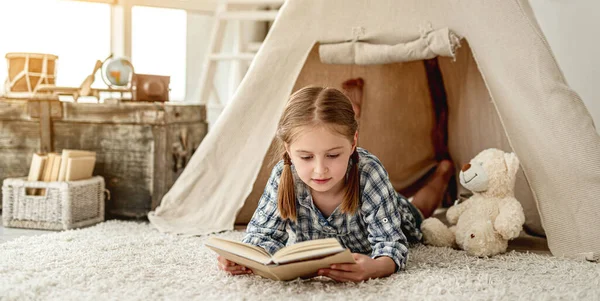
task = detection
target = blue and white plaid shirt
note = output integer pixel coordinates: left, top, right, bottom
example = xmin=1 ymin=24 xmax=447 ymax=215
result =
xmin=242 ymin=147 xmax=422 ymax=271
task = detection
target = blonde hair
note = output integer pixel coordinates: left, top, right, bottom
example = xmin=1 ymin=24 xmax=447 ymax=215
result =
xmin=275 ymin=86 xmax=360 ymax=221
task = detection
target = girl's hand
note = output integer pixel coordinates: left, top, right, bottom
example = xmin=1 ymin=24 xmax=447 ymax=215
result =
xmin=217 ymin=256 xmax=253 ymax=275
xmin=317 ymin=253 xmax=396 ymax=282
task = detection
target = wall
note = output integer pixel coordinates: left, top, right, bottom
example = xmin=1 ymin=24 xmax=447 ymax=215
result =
xmin=529 ymin=0 xmax=600 ymax=133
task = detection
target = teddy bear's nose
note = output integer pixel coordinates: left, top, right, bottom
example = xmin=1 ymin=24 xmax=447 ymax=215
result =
xmin=461 ymin=163 xmax=471 ymax=172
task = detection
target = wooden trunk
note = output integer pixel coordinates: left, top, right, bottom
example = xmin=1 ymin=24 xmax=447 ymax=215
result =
xmin=0 ymin=98 xmax=207 ymax=218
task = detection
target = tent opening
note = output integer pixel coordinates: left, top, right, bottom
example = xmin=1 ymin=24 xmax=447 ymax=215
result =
xmin=235 ymin=40 xmax=543 ymax=238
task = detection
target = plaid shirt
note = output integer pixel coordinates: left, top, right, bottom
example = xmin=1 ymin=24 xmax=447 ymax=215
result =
xmin=242 ymin=148 xmax=422 ymax=271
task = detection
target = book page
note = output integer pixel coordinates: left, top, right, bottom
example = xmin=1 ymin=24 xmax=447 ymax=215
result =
xmin=270 ymin=249 xmax=355 ymax=281
xmin=272 ymin=238 xmax=340 ymax=259
xmin=274 ymin=242 xmax=341 ymax=259
xmin=275 ymin=240 xmax=341 ymax=257
xmin=273 ymin=245 xmax=346 ymax=265
xmin=205 ymin=237 xmax=272 ymax=265
xmin=205 ymin=247 xmax=279 ymax=280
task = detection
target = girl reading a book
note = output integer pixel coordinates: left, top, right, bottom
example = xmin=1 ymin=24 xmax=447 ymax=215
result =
xmin=217 ymin=86 xmax=454 ymax=282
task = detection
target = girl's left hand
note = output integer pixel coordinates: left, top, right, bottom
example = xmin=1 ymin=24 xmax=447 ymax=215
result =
xmin=317 ymin=253 xmax=393 ymax=282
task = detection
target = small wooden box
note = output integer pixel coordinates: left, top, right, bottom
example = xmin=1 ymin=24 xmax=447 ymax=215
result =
xmin=0 ymin=98 xmax=207 ymax=218
xmin=133 ymin=74 xmax=170 ymax=102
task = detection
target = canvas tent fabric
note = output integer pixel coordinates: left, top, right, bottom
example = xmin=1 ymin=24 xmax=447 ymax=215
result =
xmin=319 ymin=27 xmax=461 ymax=65
xmin=148 ymin=0 xmax=600 ymax=260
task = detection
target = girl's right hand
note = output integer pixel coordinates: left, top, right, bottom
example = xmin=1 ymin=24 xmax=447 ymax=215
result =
xmin=217 ymin=256 xmax=253 ymax=275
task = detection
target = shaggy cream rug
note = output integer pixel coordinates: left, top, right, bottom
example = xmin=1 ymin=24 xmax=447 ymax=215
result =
xmin=0 ymin=221 xmax=598 ymax=301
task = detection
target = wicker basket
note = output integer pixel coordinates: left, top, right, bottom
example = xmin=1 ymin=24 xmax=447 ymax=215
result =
xmin=2 ymin=176 xmax=105 ymax=230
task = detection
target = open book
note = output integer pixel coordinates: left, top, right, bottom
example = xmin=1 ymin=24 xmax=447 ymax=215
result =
xmin=206 ymin=237 xmax=355 ymax=281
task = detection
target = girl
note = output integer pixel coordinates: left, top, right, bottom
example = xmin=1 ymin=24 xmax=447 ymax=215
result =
xmin=217 ymin=86 xmax=453 ymax=282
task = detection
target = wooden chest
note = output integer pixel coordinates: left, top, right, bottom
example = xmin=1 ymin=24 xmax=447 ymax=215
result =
xmin=0 ymin=98 xmax=207 ymax=218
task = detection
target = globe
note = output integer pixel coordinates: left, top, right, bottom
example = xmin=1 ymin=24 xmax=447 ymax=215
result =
xmin=101 ymin=56 xmax=134 ymax=88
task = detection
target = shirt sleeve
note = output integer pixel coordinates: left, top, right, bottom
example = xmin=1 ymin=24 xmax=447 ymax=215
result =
xmin=360 ymin=159 xmax=410 ymax=272
xmin=241 ymin=162 xmax=289 ymax=255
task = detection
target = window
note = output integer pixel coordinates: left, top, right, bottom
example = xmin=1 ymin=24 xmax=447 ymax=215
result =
xmin=0 ymin=0 xmax=111 ymax=92
xmin=132 ymin=6 xmax=187 ymax=101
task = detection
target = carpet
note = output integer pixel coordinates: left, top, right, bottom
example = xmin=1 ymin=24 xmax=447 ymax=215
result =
xmin=1 ymin=221 xmax=598 ymax=300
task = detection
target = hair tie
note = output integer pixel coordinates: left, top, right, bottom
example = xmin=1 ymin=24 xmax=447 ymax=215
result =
xmin=352 ymin=149 xmax=359 ymax=164
xmin=283 ymin=153 xmax=292 ymax=165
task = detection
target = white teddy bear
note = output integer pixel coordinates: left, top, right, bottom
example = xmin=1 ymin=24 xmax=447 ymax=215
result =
xmin=420 ymin=148 xmax=526 ymax=257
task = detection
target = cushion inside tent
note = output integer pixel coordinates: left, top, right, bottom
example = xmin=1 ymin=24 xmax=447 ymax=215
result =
xmin=235 ymin=41 xmax=544 ymax=237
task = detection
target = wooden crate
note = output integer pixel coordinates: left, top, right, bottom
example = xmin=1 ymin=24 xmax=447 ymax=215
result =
xmin=0 ymin=98 xmax=207 ymax=218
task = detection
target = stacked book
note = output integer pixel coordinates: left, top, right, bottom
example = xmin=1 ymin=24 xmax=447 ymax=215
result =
xmin=27 ymin=150 xmax=97 ymax=183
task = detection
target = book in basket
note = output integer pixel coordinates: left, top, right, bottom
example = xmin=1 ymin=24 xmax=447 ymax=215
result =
xmin=205 ymin=237 xmax=355 ymax=281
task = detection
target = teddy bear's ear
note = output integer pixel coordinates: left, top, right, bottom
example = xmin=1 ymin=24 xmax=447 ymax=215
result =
xmin=504 ymin=152 xmax=520 ymax=177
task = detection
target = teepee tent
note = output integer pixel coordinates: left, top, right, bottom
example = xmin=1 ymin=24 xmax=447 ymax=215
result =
xmin=149 ymin=0 xmax=600 ymax=260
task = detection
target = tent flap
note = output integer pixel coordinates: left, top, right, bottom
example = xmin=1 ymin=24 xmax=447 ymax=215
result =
xmin=319 ymin=28 xmax=461 ymax=65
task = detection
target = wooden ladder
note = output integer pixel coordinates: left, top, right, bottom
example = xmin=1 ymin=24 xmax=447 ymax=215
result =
xmin=197 ymin=0 xmax=284 ymax=121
